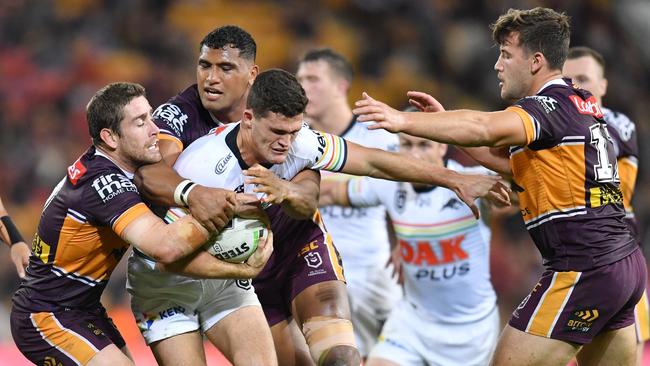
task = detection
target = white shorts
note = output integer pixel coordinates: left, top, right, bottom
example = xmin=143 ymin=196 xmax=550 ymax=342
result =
xmin=345 ymin=263 xmax=402 ymax=356
xmin=126 ymin=252 xmax=260 ymax=344
xmin=369 ymin=299 xmax=499 ymax=366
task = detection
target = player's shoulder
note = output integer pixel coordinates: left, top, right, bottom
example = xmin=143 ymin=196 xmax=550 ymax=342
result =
xmin=152 ymin=84 xmax=204 ymax=133
xmin=289 ymin=122 xmax=325 ymax=157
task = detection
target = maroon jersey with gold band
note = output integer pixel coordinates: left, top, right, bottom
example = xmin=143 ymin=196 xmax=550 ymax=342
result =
xmin=12 ymin=147 xmax=149 ymax=312
xmin=152 ymin=84 xmax=221 ymax=151
xmin=604 ymin=107 xmax=639 ymax=241
xmin=508 ymin=79 xmax=636 ymax=272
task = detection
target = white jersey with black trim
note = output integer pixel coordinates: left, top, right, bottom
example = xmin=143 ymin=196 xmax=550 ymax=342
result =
xmin=318 ymin=120 xmax=399 ymax=267
xmin=171 ymin=122 xmax=348 ymax=207
xmin=347 ymin=160 xmax=496 ymax=323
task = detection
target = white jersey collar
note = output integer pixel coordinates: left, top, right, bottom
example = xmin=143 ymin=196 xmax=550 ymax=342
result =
xmin=94 ymin=148 xmax=135 ymax=179
xmin=536 ymin=78 xmax=567 ymax=94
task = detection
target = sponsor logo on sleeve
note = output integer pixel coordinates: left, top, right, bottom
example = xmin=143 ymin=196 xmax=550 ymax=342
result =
xmin=153 ymin=103 xmax=189 ymax=135
xmin=527 ymin=96 xmax=558 ymax=113
xmin=569 ymin=95 xmax=603 ymax=118
xmin=91 ymin=173 xmax=138 ymax=203
xmin=67 ymin=158 xmax=87 ymax=185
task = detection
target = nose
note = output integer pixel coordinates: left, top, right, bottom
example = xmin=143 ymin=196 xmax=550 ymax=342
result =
xmin=494 ymin=57 xmax=502 ymax=72
xmin=206 ymin=66 xmax=221 ymax=84
xmin=148 ymin=118 xmax=160 ymax=136
xmin=278 ymin=135 xmax=291 ymax=148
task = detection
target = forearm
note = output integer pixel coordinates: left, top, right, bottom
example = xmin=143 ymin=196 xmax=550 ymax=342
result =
xmin=135 ymin=162 xmax=186 ymax=206
xmin=282 ymin=177 xmax=320 ymax=219
xmin=403 ymin=110 xmax=500 ymax=147
xmin=157 ymin=250 xmax=259 ymax=279
xmin=459 ymin=146 xmax=513 ymax=177
xmin=137 ymin=215 xmax=210 ymax=264
xmin=319 ymin=180 xmax=351 ymax=207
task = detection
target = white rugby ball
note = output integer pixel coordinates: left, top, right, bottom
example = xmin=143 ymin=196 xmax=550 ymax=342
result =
xmin=204 ymin=217 xmax=267 ymax=263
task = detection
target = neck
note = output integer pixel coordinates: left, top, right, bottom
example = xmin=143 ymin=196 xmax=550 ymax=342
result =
xmin=236 ymin=125 xmax=260 ymax=167
xmin=95 ymin=145 xmax=136 ymax=173
xmin=529 ymin=70 xmax=563 ymax=95
xmin=308 ymin=102 xmax=353 ymax=135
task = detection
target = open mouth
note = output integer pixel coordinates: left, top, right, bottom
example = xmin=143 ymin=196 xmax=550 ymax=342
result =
xmin=204 ymin=87 xmax=223 ymax=100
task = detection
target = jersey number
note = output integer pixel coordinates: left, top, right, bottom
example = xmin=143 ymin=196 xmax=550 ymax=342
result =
xmin=589 ymin=124 xmax=619 ymax=182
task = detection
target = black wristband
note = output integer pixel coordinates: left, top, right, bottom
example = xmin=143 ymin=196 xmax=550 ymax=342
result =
xmin=1 ymin=215 xmax=25 ymax=245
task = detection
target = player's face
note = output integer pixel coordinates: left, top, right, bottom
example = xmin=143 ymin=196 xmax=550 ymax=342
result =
xmin=494 ymin=32 xmax=533 ymax=101
xmin=196 ymin=45 xmax=257 ymax=119
xmin=116 ymin=96 xmax=161 ymax=169
xmin=399 ymin=134 xmax=447 ymax=166
xmin=297 ymin=60 xmax=343 ymax=120
xmin=250 ymin=112 xmax=303 ymax=164
xmin=562 ymin=56 xmax=607 ymax=103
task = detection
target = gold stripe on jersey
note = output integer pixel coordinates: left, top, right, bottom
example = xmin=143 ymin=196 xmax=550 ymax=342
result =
xmin=113 ymin=202 xmax=149 ymax=236
xmin=511 ymin=145 xmax=587 ymax=226
xmin=618 ymin=157 xmax=638 ymax=211
xmin=507 ymin=106 xmax=536 ymax=145
xmin=158 ymin=133 xmax=183 ymax=152
xmin=54 ymin=216 xmax=128 ymax=282
xmin=313 ymin=210 xmax=345 ymax=281
xmin=635 ymin=289 xmax=650 ymax=342
xmin=526 ymin=271 xmax=581 ymax=337
xmin=31 ymin=312 xmax=99 ymax=364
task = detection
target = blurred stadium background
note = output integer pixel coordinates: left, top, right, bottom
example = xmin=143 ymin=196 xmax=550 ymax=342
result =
xmin=0 ymin=0 xmax=649 ymax=364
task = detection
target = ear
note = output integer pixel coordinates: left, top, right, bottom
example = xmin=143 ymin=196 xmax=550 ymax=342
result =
xmin=337 ymin=79 xmax=350 ymax=95
xmin=530 ymin=52 xmax=544 ymax=74
xmin=249 ymin=65 xmax=259 ymax=86
xmin=99 ymin=128 xmax=119 ymax=149
xmin=241 ymin=109 xmax=254 ymax=128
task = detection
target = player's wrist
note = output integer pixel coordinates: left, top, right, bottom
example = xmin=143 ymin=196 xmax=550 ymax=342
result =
xmin=173 ymin=179 xmax=197 ymax=207
xmin=1 ymin=215 xmax=25 ymax=246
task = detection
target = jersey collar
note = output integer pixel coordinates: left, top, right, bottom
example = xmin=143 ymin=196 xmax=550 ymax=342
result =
xmin=94 ymin=148 xmax=135 ymax=178
xmin=536 ymin=78 xmax=568 ymax=94
xmin=225 ymin=124 xmax=273 ymax=170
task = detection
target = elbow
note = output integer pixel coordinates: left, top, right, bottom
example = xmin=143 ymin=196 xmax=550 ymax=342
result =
xmin=152 ymin=243 xmax=186 ymax=265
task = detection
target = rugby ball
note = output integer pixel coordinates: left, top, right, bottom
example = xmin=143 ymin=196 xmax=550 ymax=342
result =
xmin=204 ymin=217 xmax=267 ymax=263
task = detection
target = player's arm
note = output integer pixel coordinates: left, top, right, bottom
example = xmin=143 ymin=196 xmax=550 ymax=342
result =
xmin=134 ymin=138 xmax=236 ymax=232
xmin=339 ymin=141 xmax=510 ymax=217
xmin=156 ymin=231 xmax=273 ymax=279
xmin=119 ymin=206 xmax=210 ymax=265
xmin=353 ymin=92 xmax=528 ymax=147
xmin=0 ymin=196 xmax=30 ymax=278
xmin=243 ymin=165 xmax=320 ymax=219
xmin=318 ymin=179 xmax=350 ymax=207
xmin=459 ymin=146 xmax=512 ymax=177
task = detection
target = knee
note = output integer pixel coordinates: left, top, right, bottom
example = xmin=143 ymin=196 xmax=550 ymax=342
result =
xmin=302 ymin=316 xmax=360 ymax=365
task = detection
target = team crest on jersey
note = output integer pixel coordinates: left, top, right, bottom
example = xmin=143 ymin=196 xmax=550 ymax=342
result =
xmin=153 ymin=103 xmax=189 ymax=135
xmin=526 ymin=96 xmax=558 ymax=114
xmin=67 ymin=158 xmax=87 ymax=185
xmin=236 ymin=279 xmax=252 ymax=290
xmin=304 ymin=252 xmax=323 ymax=268
xmin=215 ymin=153 xmax=233 ymax=174
xmin=91 ymin=173 xmax=138 ymax=203
xmin=394 ymin=189 xmax=407 ymax=213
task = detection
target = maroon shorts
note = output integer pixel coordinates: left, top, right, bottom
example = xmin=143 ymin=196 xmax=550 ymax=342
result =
xmin=509 ymin=248 xmax=647 ymax=344
xmin=10 ymin=305 xmax=125 ymax=366
xmin=254 ymin=209 xmax=346 ymax=326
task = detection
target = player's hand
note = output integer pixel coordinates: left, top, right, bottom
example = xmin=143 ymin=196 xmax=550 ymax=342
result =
xmin=407 ymin=91 xmax=445 ymax=112
xmin=187 ymin=186 xmax=236 ymax=232
xmin=385 ymin=245 xmax=404 ymax=285
xmin=0 ymin=197 xmax=8 ymax=217
xmin=245 ymin=230 xmax=273 ymax=277
xmin=235 ymin=193 xmax=270 ymax=227
xmin=353 ymin=92 xmax=407 ymax=133
xmin=244 ymin=164 xmax=289 ymax=205
xmin=453 ymin=174 xmax=511 ymax=219
xmin=11 ymin=241 xmax=30 ymax=278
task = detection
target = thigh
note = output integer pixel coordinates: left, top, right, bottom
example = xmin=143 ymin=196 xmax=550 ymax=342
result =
xmin=149 ymin=331 xmax=206 ymax=366
xmin=292 ymin=280 xmax=351 ymax=325
xmin=87 ymin=344 xmax=134 ymax=366
xmin=205 ymin=305 xmax=277 ymax=366
xmin=577 ymin=324 xmax=637 ymax=366
xmin=510 ymin=253 xmax=646 ymax=345
xmin=270 ymin=319 xmax=314 ymax=366
xmin=634 ymin=289 xmax=650 ymax=343
xmin=367 ymin=303 xmax=423 ymax=366
xmin=199 ymin=278 xmax=261 ymax=332
xmin=11 ymin=308 xmax=127 ymax=366
xmin=490 ymin=324 xmax=579 ymax=366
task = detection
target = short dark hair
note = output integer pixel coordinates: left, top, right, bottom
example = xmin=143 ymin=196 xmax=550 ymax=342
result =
xmin=300 ymin=48 xmax=353 ymax=84
xmin=87 ymin=82 xmax=146 ymax=146
xmin=247 ymin=69 xmax=308 ymax=118
xmin=567 ymin=46 xmax=605 ymax=72
xmin=491 ymin=7 xmax=570 ymax=70
xmin=200 ymin=25 xmax=256 ymax=61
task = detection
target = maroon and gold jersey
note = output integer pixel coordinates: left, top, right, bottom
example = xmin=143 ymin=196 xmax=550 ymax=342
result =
xmin=13 ymin=146 xmax=149 ymax=312
xmin=508 ymin=79 xmax=636 ymax=271
xmin=152 ymin=84 xmax=220 ymax=151
xmin=604 ymin=107 xmax=639 ymax=240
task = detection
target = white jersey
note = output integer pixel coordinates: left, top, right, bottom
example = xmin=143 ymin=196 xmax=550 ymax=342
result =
xmin=347 ymin=160 xmax=497 ymax=323
xmin=318 ymin=119 xmax=399 ymax=267
xmin=171 ymin=122 xmax=348 ymax=203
